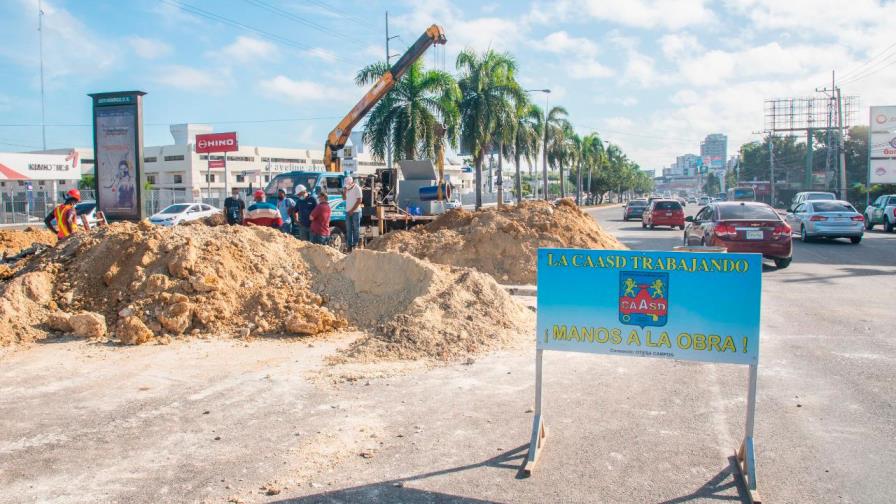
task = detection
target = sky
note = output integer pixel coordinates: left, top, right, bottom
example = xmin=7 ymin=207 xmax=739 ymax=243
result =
xmin=1 ymin=0 xmax=895 ymax=174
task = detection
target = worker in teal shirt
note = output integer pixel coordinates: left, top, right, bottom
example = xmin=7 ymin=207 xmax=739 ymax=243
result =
xmin=275 ymin=188 xmax=295 ymax=234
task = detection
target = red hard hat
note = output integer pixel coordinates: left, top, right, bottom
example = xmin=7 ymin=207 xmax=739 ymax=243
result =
xmin=66 ymin=188 xmax=81 ymax=201
xmin=253 ymin=189 xmax=265 ymax=200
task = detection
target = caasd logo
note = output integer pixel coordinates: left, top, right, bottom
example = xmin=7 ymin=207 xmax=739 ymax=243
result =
xmin=619 ymin=271 xmax=669 ymax=328
xmin=876 ymin=114 xmax=888 ymax=124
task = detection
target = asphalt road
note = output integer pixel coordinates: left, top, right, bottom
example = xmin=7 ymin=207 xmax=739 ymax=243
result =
xmin=1 ymin=204 xmax=894 ymax=504
xmin=586 ymin=203 xmax=896 ymax=504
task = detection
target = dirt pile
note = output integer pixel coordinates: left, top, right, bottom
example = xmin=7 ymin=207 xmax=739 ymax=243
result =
xmin=298 ymin=247 xmax=533 ymax=362
xmin=0 ymin=222 xmax=346 ymax=347
xmin=0 ymin=221 xmax=533 ymax=362
xmin=0 ymin=228 xmax=57 ymax=258
xmin=368 ymin=199 xmax=627 ymax=284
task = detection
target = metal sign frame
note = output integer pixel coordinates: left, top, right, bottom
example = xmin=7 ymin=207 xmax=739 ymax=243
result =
xmin=524 ymin=249 xmax=762 ymax=504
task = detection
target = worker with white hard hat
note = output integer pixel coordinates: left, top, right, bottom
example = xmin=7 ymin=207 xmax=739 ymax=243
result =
xmin=292 ymin=183 xmax=317 ymax=241
xmin=343 ymin=176 xmax=363 ymax=251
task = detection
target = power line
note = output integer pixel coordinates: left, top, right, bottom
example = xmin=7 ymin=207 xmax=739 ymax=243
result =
xmin=240 ymin=0 xmax=372 ymax=47
xmin=0 ymin=115 xmax=343 ymax=128
xmin=300 ymin=0 xmax=377 ymax=33
xmin=837 ymin=41 xmax=896 ymax=80
xmin=839 ymin=56 xmax=896 ymax=85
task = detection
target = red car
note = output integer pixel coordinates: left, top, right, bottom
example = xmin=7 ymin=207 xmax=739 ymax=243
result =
xmin=683 ymin=201 xmax=793 ymax=269
xmin=642 ymin=199 xmax=685 ymax=230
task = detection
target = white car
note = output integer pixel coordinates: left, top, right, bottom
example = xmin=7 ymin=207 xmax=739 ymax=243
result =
xmin=50 ymin=200 xmax=100 ymax=228
xmin=149 ymin=203 xmax=219 ymax=227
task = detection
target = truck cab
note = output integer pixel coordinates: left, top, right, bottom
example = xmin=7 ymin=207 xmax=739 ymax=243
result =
xmin=264 ymin=171 xmax=350 ymax=246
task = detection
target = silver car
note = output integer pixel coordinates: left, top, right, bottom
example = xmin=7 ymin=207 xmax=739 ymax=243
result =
xmin=785 ymin=199 xmax=864 ymax=244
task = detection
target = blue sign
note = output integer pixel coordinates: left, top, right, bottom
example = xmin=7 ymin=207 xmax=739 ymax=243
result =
xmin=537 ymin=249 xmax=761 ymax=365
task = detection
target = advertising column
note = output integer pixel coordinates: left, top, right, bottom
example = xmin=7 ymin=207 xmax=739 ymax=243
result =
xmin=89 ymin=91 xmax=147 ymax=221
xmin=869 ymin=105 xmax=896 ymax=185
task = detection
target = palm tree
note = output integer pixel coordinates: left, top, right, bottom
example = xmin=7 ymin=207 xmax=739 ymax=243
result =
xmin=547 ymin=120 xmax=577 ymax=199
xmin=509 ymin=102 xmax=542 ymax=204
xmin=355 ymin=61 xmax=460 ymax=163
xmin=542 ymin=106 xmax=570 ymax=199
xmin=456 ymin=49 xmax=524 ymax=209
xmin=580 ymin=133 xmax=604 ymax=205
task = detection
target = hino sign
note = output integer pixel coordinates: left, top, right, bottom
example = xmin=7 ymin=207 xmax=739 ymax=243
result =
xmin=195 ymin=132 xmax=239 ymax=153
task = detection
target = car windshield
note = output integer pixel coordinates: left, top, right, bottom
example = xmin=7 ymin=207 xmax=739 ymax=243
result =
xmin=629 ymin=200 xmax=647 ymax=207
xmin=718 ymin=204 xmax=779 ymax=220
xmin=265 ymin=173 xmax=319 ymax=195
xmin=807 ymin=193 xmax=835 ymax=200
xmin=654 ymin=201 xmax=681 ymax=210
xmin=74 ymin=203 xmax=95 ymax=215
xmin=812 ymin=202 xmax=856 ymax=213
xmin=159 ymin=204 xmax=191 ymax=214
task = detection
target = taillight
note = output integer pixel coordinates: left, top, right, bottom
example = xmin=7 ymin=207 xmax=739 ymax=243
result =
xmin=851 ymin=215 xmax=864 ymax=222
xmin=809 ymin=215 xmax=828 ymax=221
xmin=714 ymin=222 xmax=737 ymax=239
xmin=773 ymin=223 xmax=791 ymax=237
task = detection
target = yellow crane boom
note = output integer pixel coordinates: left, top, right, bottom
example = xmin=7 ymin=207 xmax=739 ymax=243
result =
xmin=323 ymin=24 xmax=446 ymax=172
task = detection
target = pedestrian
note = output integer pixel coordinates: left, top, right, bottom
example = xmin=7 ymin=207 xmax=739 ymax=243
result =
xmin=44 ymin=189 xmax=84 ymax=240
xmin=275 ymin=188 xmax=295 ymax=234
xmin=244 ymin=189 xmax=282 ymax=228
xmin=223 ymin=187 xmax=245 ymax=225
xmin=309 ymin=190 xmax=331 ymax=245
xmin=292 ymin=184 xmax=316 ymax=241
xmin=343 ymin=176 xmax=362 ymax=251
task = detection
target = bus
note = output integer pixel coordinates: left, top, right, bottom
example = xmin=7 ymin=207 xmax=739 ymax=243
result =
xmin=726 ymin=187 xmax=756 ymax=201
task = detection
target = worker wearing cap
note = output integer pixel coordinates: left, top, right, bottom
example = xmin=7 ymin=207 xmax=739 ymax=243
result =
xmin=223 ymin=187 xmax=246 ymax=225
xmin=292 ymin=184 xmax=316 ymax=241
xmin=244 ymin=190 xmax=282 ymax=228
xmin=343 ymin=176 xmax=363 ymax=252
xmin=44 ymin=189 xmax=83 ymax=240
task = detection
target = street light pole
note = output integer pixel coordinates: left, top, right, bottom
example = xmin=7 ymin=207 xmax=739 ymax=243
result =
xmin=525 ymin=89 xmax=550 ymax=201
xmin=38 ymin=0 xmax=46 ymax=150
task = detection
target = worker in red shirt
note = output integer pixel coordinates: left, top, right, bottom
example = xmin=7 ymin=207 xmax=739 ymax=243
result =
xmin=44 ymin=189 xmax=83 ymax=240
xmin=309 ymin=191 xmax=331 ymax=245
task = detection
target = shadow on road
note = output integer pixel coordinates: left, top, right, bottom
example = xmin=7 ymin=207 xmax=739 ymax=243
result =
xmin=275 ymin=445 xmax=528 ymax=503
xmin=657 ymin=456 xmax=750 ymax=504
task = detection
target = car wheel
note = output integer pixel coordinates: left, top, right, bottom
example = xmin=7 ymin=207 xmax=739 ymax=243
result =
xmin=649 ymin=223 xmax=655 ymax=229
xmin=679 ymin=225 xmax=685 ymax=230
xmin=800 ymin=225 xmax=812 ymax=242
xmin=328 ymin=226 xmax=346 ymax=252
xmin=774 ymin=257 xmax=792 ymax=269
xmin=850 ymin=236 xmax=862 ymax=244
xmin=886 ymin=216 xmax=894 ymax=233
xmin=864 ymin=216 xmax=874 ymax=230
xmin=641 ymin=222 xmax=646 ymax=228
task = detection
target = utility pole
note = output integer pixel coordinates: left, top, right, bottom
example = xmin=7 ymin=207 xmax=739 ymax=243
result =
xmin=837 ymin=86 xmax=847 ymax=200
xmin=384 ymin=12 xmax=398 ymax=170
xmin=38 ymin=0 xmax=46 ymax=150
xmin=768 ymin=134 xmax=776 ymax=206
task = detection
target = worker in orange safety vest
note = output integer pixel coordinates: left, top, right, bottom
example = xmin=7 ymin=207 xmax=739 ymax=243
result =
xmin=44 ymin=188 xmax=83 ymax=240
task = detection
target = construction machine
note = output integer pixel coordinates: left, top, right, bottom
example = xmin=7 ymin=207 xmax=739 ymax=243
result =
xmin=322 ymin=24 xmax=446 ymax=173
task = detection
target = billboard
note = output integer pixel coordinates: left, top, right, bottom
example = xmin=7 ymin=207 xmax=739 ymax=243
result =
xmin=870 ymin=105 xmax=896 ymax=184
xmin=195 ymin=132 xmax=239 ymax=153
xmin=90 ymin=91 xmax=146 ymax=220
xmin=0 ymin=152 xmax=80 ymax=181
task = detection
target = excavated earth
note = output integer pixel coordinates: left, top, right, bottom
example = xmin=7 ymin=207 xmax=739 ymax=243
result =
xmin=368 ymin=199 xmax=627 ymax=284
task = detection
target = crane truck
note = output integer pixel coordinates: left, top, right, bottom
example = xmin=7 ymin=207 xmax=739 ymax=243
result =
xmin=264 ymin=24 xmax=448 ymax=250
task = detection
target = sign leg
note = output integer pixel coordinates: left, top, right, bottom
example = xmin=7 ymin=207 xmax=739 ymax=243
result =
xmin=524 ymin=349 xmax=547 ymax=475
xmin=735 ymin=363 xmax=762 ymax=503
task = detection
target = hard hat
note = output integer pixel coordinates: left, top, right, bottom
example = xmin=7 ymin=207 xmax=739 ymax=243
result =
xmin=344 ymin=176 xmax=354 ymax=185
xmin=253 ymin=189 xmax=265 ymax=201
xmin=66 ymin=188 xmax=81 ymax=201
xmin=295 ymin=184 xmax=307 ymax=195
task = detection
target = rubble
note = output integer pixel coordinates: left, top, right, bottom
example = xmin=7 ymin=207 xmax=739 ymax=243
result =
xmin=368 ymin=199 xmax=627 ymax=284
xmin=0 ymin=228 xmax=57 ymax=259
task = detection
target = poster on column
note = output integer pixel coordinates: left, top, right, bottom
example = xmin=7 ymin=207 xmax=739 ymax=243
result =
xmin=91 ymin=91 xmax=145 ymax=220
xmin=536 ymin=249 xmax=761 ymax=366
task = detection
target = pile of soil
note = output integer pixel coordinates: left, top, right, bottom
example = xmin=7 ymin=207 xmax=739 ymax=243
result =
xmin=0 ymin=228 xmax=56 ymax=258
xmin=368 ymin=199 xmax=627 ymax=284
xmin=0 ymin=221 xmax=532 ymax=362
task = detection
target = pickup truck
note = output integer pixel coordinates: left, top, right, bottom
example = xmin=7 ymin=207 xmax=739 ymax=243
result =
xmin=864 ymin=194 xmax=896 ymax=232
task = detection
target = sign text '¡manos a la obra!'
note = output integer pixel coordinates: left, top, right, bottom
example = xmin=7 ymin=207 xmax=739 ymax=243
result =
xmin=544 ymin=252 xmax=751 ymax=273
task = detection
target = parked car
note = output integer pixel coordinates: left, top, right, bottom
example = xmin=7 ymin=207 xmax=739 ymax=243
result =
xmin=785 ymin=200 xmax=864 ymax=243
xmin=789 ymin=191 xmax=836 ymax=212
xmin=687 ymin=196 xmax=697 ymax=204
xmin=698 ymin=196 xmax=711 ymax=206
xmin=149 ymin=203 xmax=219 ymax=226
xmin=623 ymin=199 xmax=648 ymax=221
xmin=684 ymin=202 xmax=792 ymax=268
xmin=642 ymin=199 xmax=685 ymax=230
xmin=864 ymin=194 xmax=896 ymax=232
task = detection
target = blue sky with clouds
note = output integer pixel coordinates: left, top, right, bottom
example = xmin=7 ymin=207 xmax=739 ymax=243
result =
xmin=1 ymin=0 xmax=894 ymax=172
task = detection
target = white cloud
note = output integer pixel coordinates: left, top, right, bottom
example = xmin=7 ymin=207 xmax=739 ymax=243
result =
xmin=529 ymin=0 xmax=716 ymax=29
xmin=303 ymin=47 xmax=337 ymax=63
xmin=155 ymin=65 xmax=228 ymax=92
xmin=571 ymin=61 xmax=615 ymax=79
xmin=259 ymin=75 xmax=350 ymax=103
xmin=540 ymin=31 xmax=599 ymax=58
xmin=213 ymin=36 xmax=278 ymax=64
xmin=127 ymin=36 xmax=172 ymax=60
xmin=660 ymin=33 xmax=703 ymax=59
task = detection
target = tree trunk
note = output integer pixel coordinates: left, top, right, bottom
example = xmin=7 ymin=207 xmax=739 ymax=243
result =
xmin=542 ymin=130 xmax=549 ymax=201
xmin=474 ymin=153 xmax=483 ymax=210
xmin=586 ymin=166 xmax=592 ymax=205
xmin=559 ymin=162 xmax=565 ymax=199
xmin=496 ymin=140 xmax=504 ymax=209
xmin=515 ymin=152 xmax=522 ymax=205
xmin=576 ymin=161 xmax=583 ymax=206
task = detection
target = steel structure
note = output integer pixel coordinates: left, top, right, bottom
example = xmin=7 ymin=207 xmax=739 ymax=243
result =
xmin=764 ymin=96 xmax=858 ymax=133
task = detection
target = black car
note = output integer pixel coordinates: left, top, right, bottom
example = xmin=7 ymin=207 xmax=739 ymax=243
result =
xmin=623 ymin=199 xmax=648 ymax=221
